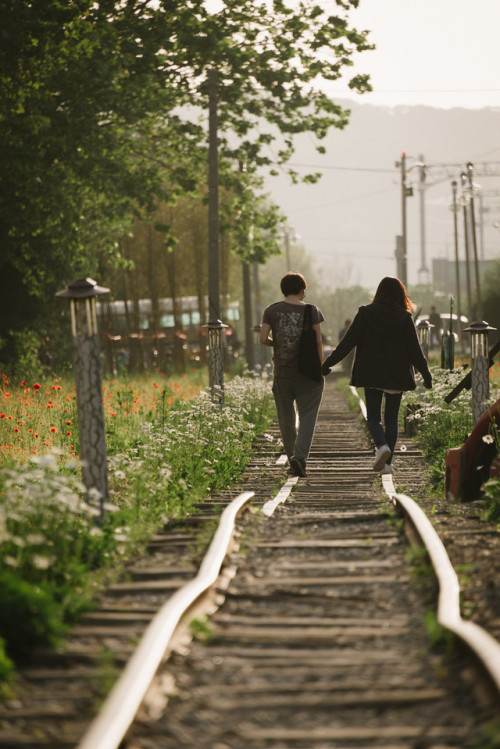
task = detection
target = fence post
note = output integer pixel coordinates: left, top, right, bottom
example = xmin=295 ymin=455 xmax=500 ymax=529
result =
xmin=203 ymin=319 xmax=227 ymax=408
xmin=463 ymin=320 xmax=497 ymax=425
xmin=253 ymin=324 xmax=262 ymax=372
xmin=56 ymin=278 xmax=110 ymax=519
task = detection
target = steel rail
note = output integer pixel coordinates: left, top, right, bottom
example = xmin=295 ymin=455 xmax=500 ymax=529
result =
xmin=350 ymin=385 xmax=500 ymax=694
xmin=77 ymin=490 xmax=254 ymax=749
xmin=262 ymin=472 xmax=298 ymax=516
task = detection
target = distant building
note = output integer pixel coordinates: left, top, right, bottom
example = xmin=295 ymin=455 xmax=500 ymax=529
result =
xmin=432 ymin=258 xmax=496 ymax=295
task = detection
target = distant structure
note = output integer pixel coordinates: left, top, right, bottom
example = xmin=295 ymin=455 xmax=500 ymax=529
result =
xmin=432 ymin=258 xmax=495 ymax=296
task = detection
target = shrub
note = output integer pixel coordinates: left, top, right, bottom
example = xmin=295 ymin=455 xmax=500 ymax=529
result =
xmin=0 ymin=638 xmax=14 ymax=687
xmin=0 ymin=570 xmax=63 ymax=662
xmin=403 ymin=365 xmax=500 ymax=494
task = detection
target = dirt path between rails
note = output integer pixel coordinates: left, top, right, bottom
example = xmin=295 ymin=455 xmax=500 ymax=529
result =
xmin=125 ymin=379 xmax=500 ymax=749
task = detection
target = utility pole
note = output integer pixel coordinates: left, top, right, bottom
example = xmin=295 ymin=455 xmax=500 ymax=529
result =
xmin=395 ymin=151 xmax=413 ymax=287
xmin=400 ymin=152 xmax=408 ymax=286
xmin=460 ymin=172 xmax=473 ymax=323
xmin=208 ymin=68 xmax=220 ymax=322
xmin=242 ymin=261 xmax=254 ymax=369
xmin=206 ymin=68 xmax=226 ymax=405
xmin=418 ymin=154 xmax=429 ymax=283
xmin=451 ymin=180 xmax=463 ymax=343
xmin=467 ymin=162 xmax=483 ymax=320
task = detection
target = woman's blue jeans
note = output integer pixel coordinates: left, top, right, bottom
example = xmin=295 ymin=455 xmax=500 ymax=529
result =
xmin=364 ymin=388 xmax=403 ymax=464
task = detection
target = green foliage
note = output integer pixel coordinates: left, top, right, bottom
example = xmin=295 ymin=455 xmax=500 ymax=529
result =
xmin=403 ymin=367 xmax=475 ymax=492
xmin=481 ymin=478 xmax=500 ymax=522
xmin=0 ymin=638 xmax=14 ymax=688
xmin=189 ymin=616 xmax=215 ymax=643
xmin=1 ymin=0 xmax=372 ymax=370
xmin=0 ymin=329 xmax=43 ymax=380
xmin=423 ymin=609 xmax=454 ymax=652
xmin=0 ymin=570 xmax=64 ymax=662
xmin=0 ymin=372 xmax=274 ymax=678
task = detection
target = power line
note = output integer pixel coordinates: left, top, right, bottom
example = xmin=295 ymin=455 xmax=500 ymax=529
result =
xmin=327 ymin=88 xmax=500 ymax=94
xmin=289 ymin=186 xmax=396 ymax=213
xmin=288 ymin=162 xmax=394 ymax=173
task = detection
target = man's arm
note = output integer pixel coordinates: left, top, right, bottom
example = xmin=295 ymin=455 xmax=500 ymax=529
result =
xmin=313 ymin=323 xmax=323 ymax=362
xmin=260 ymin=322 xmax=274 ymax=347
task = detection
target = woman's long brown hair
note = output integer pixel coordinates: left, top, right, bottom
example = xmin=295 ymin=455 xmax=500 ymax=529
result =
xmin=372 ymin=276 xmax=414 ymax=312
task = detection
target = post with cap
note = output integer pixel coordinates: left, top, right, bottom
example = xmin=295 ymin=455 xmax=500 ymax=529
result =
xmin=463 ymin=320 xmax=497 ymax=425
xmin=56 ymin=278 xmax=110 ymax=519
xmin=203 ymin=319 xmax=228 ymax=408
xmin=253 ymin=324 xmax=262 ymax=371
xmin=416 ymin=319 xmax=431 ymax=360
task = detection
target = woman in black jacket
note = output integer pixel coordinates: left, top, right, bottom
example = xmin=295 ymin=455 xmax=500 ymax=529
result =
xmin=322 ymin=277 xmax=432 ymax=474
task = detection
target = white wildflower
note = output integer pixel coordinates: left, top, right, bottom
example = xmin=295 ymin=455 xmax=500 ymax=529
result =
xmin=26 ymin=534 xmax=45 ymax=545
xmin=32 ymin=555 xmax=52 ymax=570
xmin=37 ymin=454 xmax=59 ymax=471
xmin=482 ymin=434 xmax=494 ymax=444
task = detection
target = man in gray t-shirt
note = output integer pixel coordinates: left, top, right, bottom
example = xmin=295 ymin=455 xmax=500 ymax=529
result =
xmin=260 ymin=272 xmax=325 ymax=477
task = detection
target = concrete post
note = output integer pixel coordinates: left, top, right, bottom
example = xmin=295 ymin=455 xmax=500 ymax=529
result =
xmin=203 ymin=319 xmax=227 ymax=408
xmin=253 ymin=324 xmax=262 ymax=372
xmin=56 ymin=278 xmax=110 ymax=519
xmin=463 ymin=321 xmax=497 ymax=425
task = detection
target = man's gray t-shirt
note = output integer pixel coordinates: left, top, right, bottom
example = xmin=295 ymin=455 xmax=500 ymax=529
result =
xmin=262 ymin=301 xmax=324 ymax=378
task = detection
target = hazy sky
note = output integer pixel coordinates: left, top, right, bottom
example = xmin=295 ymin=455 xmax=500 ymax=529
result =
xmin=324 ymin=0 xmax=500 ymax=110
xmin=204 ymin=0 xmax=500 ymax=293
xmin=257 ymin=0 xmax=500 ymax=296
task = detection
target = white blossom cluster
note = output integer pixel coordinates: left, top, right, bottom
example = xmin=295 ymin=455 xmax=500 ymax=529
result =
xmin=107 ymin=373 xmax=273 ymax=510
xmin=0 ymin=373 xmax=274 ymax=576
xmin=0 ymin=452 xmax=96 ymax=572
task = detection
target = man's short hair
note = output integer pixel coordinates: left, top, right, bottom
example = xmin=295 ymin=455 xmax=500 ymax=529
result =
xmin=280 ymin=272 xmax=306 ymax=296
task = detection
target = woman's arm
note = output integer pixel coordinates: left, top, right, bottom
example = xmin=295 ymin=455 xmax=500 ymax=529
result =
xmin=322 ymin=310 xmax=362 ymax=371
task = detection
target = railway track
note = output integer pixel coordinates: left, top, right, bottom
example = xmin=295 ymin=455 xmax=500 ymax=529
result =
xmin=1 ymin=378 xmax=499 ymax=747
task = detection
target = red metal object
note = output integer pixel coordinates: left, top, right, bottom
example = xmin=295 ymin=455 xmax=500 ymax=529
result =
xmin=445 ymin=398 xmax=500 ymax=501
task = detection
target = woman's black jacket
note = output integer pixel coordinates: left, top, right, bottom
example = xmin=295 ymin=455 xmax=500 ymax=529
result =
xmin=322 ymin=302 xmax=432 ymax=391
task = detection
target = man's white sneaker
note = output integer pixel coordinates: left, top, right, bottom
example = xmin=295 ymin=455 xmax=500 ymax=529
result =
xmin=373 ymin=445 xmax=391 ymax=472
xmin=381 ymin=463 xmax=393 ymax=475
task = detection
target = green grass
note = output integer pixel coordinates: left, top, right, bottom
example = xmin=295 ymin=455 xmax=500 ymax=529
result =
xmin=0 ymin=370 xmax=275 ymax=680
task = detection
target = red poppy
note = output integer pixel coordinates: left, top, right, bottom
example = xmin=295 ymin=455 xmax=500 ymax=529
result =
xmin=33 ymin=383 xmax=41 ymax=390
xmin=49 ymin=427 xmax=57 ymax=433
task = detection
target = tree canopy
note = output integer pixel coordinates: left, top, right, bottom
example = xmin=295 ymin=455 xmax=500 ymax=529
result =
xmin=0 ymin=0 xmax=372 ymax=369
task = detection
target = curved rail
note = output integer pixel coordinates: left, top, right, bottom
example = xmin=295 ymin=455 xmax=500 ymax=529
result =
xmin=77 ymin=490 xmax=254 ymax=749
xmin=350 ymin=385 xmax=500 ymax=694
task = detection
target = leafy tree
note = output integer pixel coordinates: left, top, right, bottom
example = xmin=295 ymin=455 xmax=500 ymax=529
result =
xmin=0 ymin=0 xmax=372 ymax=369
